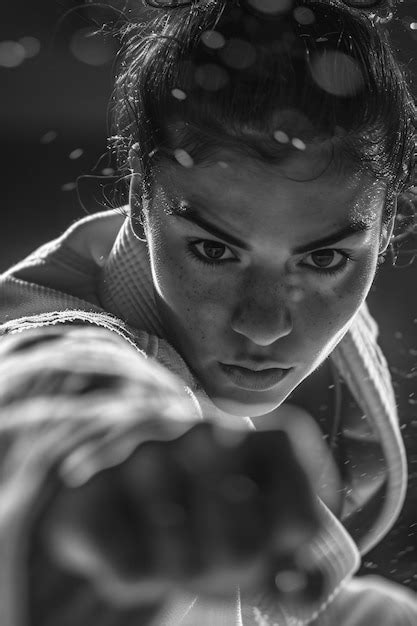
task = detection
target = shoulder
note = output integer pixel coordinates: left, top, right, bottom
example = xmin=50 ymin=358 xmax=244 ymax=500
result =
xmin=58 ymin=209 xmax=126 ymax=266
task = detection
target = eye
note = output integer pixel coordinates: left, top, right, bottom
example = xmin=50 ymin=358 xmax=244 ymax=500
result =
xmin=189 ymin=239 xmax=236 ymax=264
xmin=302 ymin=249 xmax=350 ymax=273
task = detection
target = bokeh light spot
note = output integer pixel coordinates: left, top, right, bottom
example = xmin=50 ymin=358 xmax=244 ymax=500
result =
xmin=70 ymin=27 xmax=114 ymax=66
xmin=292 ymin=137 xmax=306 ymax=151
xmin=247 ymin=0 xmax=293 ymax=15
xmin=0 ymin=41 xmax=25 ymax=68
xmin=61 ymin=182 xmax=77 ymax=192
xmin=18 ymin=36 xmax=41 ymax=59
xmin=273 ymin=130 xmax=290 ymax=144
xmin=201 ymin=30 xmax=226 ymax=50
xmin=171 ymin=88 xmax=187 ymax=100
xmin=293 ymin=6 xmax=316 ymax=25
xmin=40 ymin=130 xmax=57 ymax=144
xmin=195 ymin=63 xmax=229 ymax=91
xmin=219 ymin=38 xmax=257 ymax=70
xmin=174 ymin=149 xmax=194 ymax=168
xmin=102 ymin=167 xmax=115 ymax=176
xmin=69 ymin=148 xmax=84 ymax=160
xmin=309 ymin=51 xmax=364 ymax=97
xmin=275 ymin=569 xmax=308 ymax=594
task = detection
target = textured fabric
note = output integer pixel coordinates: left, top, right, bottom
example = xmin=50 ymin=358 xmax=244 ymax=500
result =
xmin=310 ymin=576 xmax=417 ymax=626
xmin=0 ymin=209 xmax=414 ymax=625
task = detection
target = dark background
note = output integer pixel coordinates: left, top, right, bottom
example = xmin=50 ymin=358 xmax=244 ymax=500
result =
xmin=1 ymin=0 xmax=417 ymax=591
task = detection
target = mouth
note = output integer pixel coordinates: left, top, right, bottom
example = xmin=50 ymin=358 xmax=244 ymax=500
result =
xmin=219 ymin=363 xmax=292 ymax=392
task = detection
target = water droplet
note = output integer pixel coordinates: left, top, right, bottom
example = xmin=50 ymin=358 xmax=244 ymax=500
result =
xmin=171 ymin=88 xmax=187 ymax=100
xmin=69 ymin=148 xmax=84 ymax=160
xmin=195 ymin=63 xmax=229 ymax=91
xmin=292 ymin=137 xmax=306 ymax=151
xmin=61 ymin=182 xmax=77 ymax=191
xmin=201 ymin=30 xmax=226 ymax=50
xmin=0 ymin=40 xmax=25 ymax=68
xmin=273 ymin=130 xmax=290 ymax=144
xmin=219 ymin=38 xmax=257 ymax=70
xmin=174 ymin=149 xmax=194 ymax=168
xmin=40 ymin=130 xmax=57 ymax=144
xmin=293 ymin=6 xmax=316 ymax=25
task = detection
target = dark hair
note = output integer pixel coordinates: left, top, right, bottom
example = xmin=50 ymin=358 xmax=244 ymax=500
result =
xmin=111 ymin=0 xmax=416 ymax=220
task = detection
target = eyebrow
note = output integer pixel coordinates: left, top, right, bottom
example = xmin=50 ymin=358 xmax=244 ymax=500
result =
xmin=171 ymin=203 xmax=373 ymax=254
xmin=293 ymin=220 xmax=373 ymax=254
xmin=172 ymin=204 xmax=251 ymax=250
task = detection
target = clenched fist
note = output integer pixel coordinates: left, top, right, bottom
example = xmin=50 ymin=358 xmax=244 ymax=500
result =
xmin=42 ymin=421 xmax=323 ymax=610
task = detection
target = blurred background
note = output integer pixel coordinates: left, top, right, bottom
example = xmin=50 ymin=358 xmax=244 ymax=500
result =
xmin=1 ymin=0 xmax=417 ymax=592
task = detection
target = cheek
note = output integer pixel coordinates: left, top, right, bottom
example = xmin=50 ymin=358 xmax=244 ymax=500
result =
xmin=149 ymin=237 xmax=230 ymax=340
xmin=299 ymin=255 xmax=377 ymax=350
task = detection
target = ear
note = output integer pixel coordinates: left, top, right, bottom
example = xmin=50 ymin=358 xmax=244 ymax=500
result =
xmin=128 ymin=144 xmax=147 ymax=242
xmin=378 ymin=198 xmax=397 ymax=255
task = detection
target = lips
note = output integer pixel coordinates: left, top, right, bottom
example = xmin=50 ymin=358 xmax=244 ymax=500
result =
xmin=219 ymin=363 xmax=292 ymax=392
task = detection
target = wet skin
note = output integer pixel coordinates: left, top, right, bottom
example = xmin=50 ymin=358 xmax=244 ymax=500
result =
xmin=135 ymin=149 xmax=392 ymax=416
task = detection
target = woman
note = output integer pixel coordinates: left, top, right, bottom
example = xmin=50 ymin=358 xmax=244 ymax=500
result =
xmin=0 ymin=0 xmax=416 ymax=624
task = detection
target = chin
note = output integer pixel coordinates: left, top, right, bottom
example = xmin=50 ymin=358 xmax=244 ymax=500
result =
xmin=209 ymin=391 xmax=287 ymax=418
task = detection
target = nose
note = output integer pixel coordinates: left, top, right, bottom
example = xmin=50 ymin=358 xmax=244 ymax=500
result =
xmin=230 ymin=271 xmax=293 ymax=347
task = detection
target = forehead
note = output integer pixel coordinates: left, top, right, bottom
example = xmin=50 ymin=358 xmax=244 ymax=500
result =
xmin=154 ymin=148 xmax=386 ymax=241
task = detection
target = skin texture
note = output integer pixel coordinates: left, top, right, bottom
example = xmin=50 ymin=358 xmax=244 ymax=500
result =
xmin=133 ymin=147 xmax=393 ymax=417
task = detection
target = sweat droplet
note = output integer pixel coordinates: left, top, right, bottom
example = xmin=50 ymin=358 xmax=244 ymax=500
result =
xmin=273 ymin=130 xmax=290 ymax=144
xmin=292 ymin=137 xmax=306 ymax=151
xmin=40 ymin=130 xmax=57 ymax=144
xmin=171 ymin=88 xmax=187 ymax=100
xmin=310 ymin=51 xmax=365 ymax=97
xmin=69 ymin=148 xmax=84 ymax=160
xmin=174 ymin=149 xmax=194 ymax=168
xmin=61 ymin=182 xmax=77 ymax=191
xmin=201 ymin=30 xmax=226 ymax=50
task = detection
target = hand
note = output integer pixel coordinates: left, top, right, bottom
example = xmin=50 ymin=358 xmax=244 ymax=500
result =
xmin=41 ymin=422 xmax=322 ymax=608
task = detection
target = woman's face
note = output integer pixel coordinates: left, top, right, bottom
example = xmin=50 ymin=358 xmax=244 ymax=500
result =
xmin=138 ymin=148 xmax=391 ymax=416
